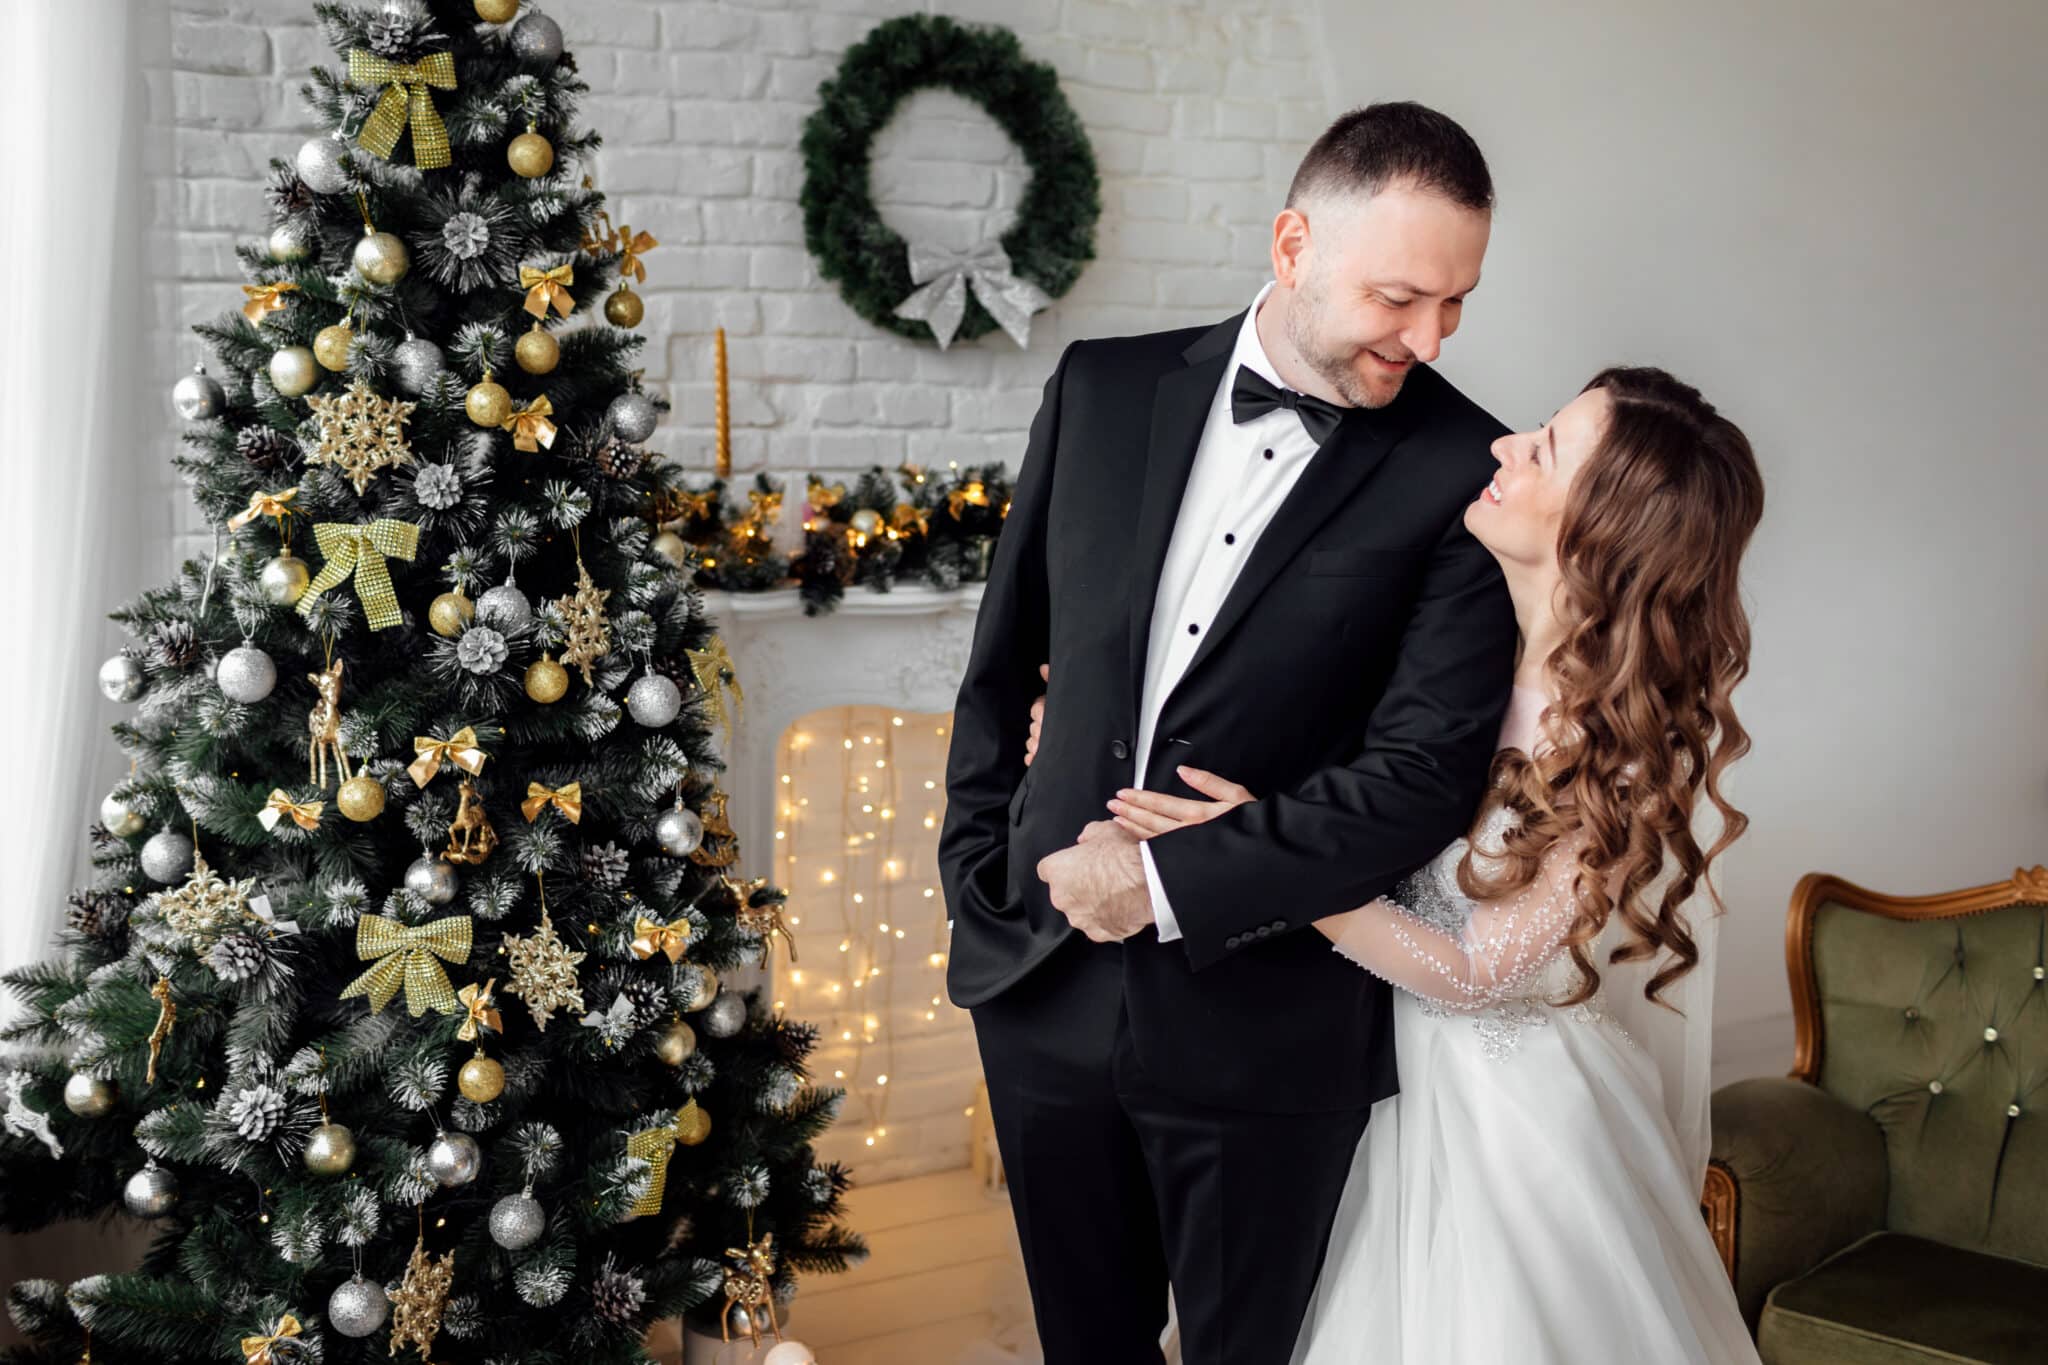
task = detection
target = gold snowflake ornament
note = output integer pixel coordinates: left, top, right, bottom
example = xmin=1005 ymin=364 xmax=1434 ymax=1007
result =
xmin=686 ymin=635 xmax=744 ymax=747
xmin=304 ymin=378 xmax=416 ymax=494
xmin=155 ymin=852 xmax=259 ymax=954
xmin=389 ymin=1230 xmax=455 ymax=1361
xmin=554 ymin=559 xmax=612 ymax=686
xmin=503 ymin=912 xmax=587 ymax=1030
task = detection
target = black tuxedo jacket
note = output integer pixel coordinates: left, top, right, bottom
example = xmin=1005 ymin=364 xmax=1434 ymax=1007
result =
xmin=939 ymin=308 xmax=1516 ymax=1113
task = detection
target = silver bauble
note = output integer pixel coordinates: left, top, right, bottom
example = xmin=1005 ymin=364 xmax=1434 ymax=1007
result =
xmin=404 ymin=856 xmax=460 ymax=906
xmin=268 ymin=222 xmax=312 ymax=262
xmin=651 ymin=530 xmax=689 ymax=568
xmin=98 ymin=653 xmax=145 ymax=702
xmin=508 ymin=12 xmax=564 ymax=65
xmin=654 ymin=806 xmax=704 ymax=857
xmin=392 ymin=334 xmax=445 ymax=396
xmin=427 ymin=1130 xmax=482 ymax=1186
xmin=268 ymin=345 xmax=319 ymax=398
xmin=762 ymin=1344 xmax=818 ymax=1365
xmin=653 ymin=1016 xmax=697 ymax=1066
xmin=63 ymin=1071 xmax=117 ymax=1117
xmin=172 ymin=364 xmax=226 ymax=421
xmin=626 ymin=674 xmax=682 ymax=728
xmin=123 ymin=1161 xmax=180 ymax=1218
xmin=304 ymin=1121 xmax=357 ymax=1175
xmin=353 ymin=229 xmax=410 ymax=285
xmin=488 ymin=1191 xmax=546 ymax=1249
xmin=726 ymin=1306 xmax=754 ymax=1339
xmin=141 ymin=828 xmax=196 ymax=883
xmin=607 ymin=391 xmax=658 ymax=443
xmin=216 ymin=643 xmax=277 ymax=703
xmin=100 ymin=790 xmax=147 ymax=838
xmin=476 ymin=580 xmax=533 ymax=631
xmin=701 ymin=990 xmax=747 ymax=1039
xmin=260 ymin=554 xmax=312 ymax=605
xmin=295 ymin=133 xmax=350 ymax=194
xmin=328 ymin=1274 xmax=390 ymax=1338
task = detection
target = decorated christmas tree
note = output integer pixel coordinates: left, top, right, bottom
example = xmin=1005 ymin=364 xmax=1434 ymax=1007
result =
xmin=0 ymin=3 xmax=861 ymax=1360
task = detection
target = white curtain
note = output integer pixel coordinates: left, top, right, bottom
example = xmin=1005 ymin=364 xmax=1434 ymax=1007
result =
xmin=0 ymin=0 xmax=152 ymax=1004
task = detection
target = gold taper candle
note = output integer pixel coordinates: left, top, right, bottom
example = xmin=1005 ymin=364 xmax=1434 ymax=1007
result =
xmin=714 ymin=327 xmax=731 ymax=478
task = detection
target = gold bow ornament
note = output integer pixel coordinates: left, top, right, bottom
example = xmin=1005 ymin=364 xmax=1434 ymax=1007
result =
xmin=338 ymin=912 xmax=473 ymax=1016
xmin=228 ymin=486 xmax=298 ymax=539
xmin=519 ymin=263 xmax=576 ymax=319
xmin=240 ymin=281 xmax=300 ymax=325
xmin=346 ymin=49 xmax=458 ymax=170
xmin=257 ymin=788 xmax=324 ymax=833
xmin=456 ymin=976 xmax=503 ymax=1042
xmin=521 ymin=780 xmax=583 ymax=824
xmin=805 ymin=479 xmax=846 ymax=512
xmin=297 ymin=519 xmax=421 ymax=631
xmin=615 ymin=226 xmax=658 ymax=283
xmin=623 ymin=1098 xmax=712 ymax=1218
xmin=502 ymin=394 xmax=557 ymax=452
xmin=890 ymin=501 xmax=928 ymax=538
xmin=946 ymin=479 xmax=991 ymax=519
xmin=241 ymin=1314 xmax=303 ymax=1365
xmin=408 ymin=726 xmax=489 ymax=788
xmin=630 ymin=915 xmax=693 ymax=963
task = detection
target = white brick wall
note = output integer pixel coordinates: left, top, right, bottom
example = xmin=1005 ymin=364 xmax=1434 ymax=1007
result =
xmin=147 ymin=0 xmax=1329 ymax=1178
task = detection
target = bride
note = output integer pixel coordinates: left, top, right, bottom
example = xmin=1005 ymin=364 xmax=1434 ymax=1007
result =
xmin=1034 ymin=365 xmax=1766 ymax=1362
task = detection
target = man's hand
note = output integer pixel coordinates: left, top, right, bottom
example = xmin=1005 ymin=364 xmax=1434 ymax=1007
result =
xmin=1036 ymin=818 xmax=1152 ymax=942
xmin=1023 ymin=663 xmax=1048 ymax=766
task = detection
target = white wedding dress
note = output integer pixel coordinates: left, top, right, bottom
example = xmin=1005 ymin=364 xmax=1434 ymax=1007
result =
xmin=1287 ymin=686 xmax=1762 ymax=1365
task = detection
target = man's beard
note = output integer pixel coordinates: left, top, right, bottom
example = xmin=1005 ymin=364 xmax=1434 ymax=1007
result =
xmin=1284 ymin=268 xmax=1401 ymax=410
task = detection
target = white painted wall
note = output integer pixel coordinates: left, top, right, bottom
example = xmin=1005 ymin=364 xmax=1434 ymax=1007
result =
xmin=1309 ymin=0 xmax=2048 ymax=1072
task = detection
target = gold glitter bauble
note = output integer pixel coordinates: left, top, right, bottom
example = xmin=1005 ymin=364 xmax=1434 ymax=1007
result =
xmin=651 ymin=530 xmax=688 ymax=568
xmin=603 ymin=286 xmax=644 ymax=328
xmin=314 ymin=320 xmax=356 ymax=371
xmin=304 ymin=1121 xmax=357 ymax=1175
xmin=507 ymin=130 xmax=554 ymax=179
xmin=654 ymin=1016 xmax=697 ymax=1066
xmin=475 ymin=0 xmax=519 ymax=19
xmin=457 ymin=1053 xmax=505 ymax=1103
xmin=336 ymin=774 xmax=386 ymax=822
xmin=466 ymin=377 xmax=512 ymax=427
xmin=269 ymin=345 xmax=319 ymax=397
xmin=429 ymin=591 xmax=474 ymax=638
xmin=514 ymin=323 xmax=559 ymax=375
xmin=676 ymin=1096 xmax=711 ymax=1146
xmin=353 ymin=230 xmax=410 ymax=286
xmin=260 ymin=554 xmax=311 ymax=605
xmin=524 ymin=653 xmax=569 ymax=703
xmin=682 ymin=965 xmax=720 ymax=1011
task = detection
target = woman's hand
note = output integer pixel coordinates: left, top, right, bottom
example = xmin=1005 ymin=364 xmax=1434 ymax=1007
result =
xmin=1023 ymin=662 xmax=1048 ymax=766
xmin=1107 ymin=767 xmax=1256 ymax=839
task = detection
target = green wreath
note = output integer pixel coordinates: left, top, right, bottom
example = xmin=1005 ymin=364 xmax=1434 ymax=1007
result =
xmin=800 ymin=14 xmax=1100 ymax=346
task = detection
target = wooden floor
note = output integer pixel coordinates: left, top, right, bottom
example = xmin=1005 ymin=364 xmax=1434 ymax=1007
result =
xmin=792 ymin=1165 xmax=1041 ymax=1365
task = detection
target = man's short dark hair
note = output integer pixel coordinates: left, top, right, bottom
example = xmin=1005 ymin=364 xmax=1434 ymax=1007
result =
xmin=1286 ymin=101 xmax=1493 ymax=213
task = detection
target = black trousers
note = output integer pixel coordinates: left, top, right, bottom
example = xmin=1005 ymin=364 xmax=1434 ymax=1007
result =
xmin=970 ymin=932 xmax=1374 ymax=1365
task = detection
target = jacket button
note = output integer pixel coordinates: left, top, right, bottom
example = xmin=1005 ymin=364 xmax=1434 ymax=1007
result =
xmin=1225 ymin=934 xmax=1241 ymax=949
xmin=1111 ymin=739 xmax=1128 ymax=760
xmin=1271 ymin=918 xmax=1286 ymax=929
xmin=1255 ymin=925 xmax=1271 ymax=938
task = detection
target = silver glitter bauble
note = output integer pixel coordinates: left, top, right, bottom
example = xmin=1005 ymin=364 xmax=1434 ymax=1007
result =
xmin=140 ymin=828 xmax=196 ymax=883
xmin=123 ymin=1161 xmax=180 ymax=1218
xmin=268 ymin=223 xmax=312 ymax=262
xmin=100 ymin=790 xmax=146 ymax=838
xmin=427 ymin=1130 xmax=482 ymax=1186
xmin=508 ymin=12 xmax=563 ymax=65
xmin=328 ymin=1274 xmax=390 ymax=1338
xmin=654 ymin=806 xmax=703 ymax=857
xmin=98 ymin=653 xmax=145 ymax=702
xmin=216 ymin=643 xmax=277 ymax=703
xmin=304 ymin=1121 xmax=357 ymax=1175
xmin=626 ymin=674 xmax=682 ymax=728
xmin=476 ymin=580 xmax=533 ymax=630
xmin=172 ymin=364 xmax=226 ymax=421
xmin=353 ymin=229 xmax=410 ymax=286
xmin=404 ymin=856 xmax=460 ymax=906
xmin=607 ymin=391 xmax=658 ymax=443
xmin=268 ymin=344 xmax=319 ymax=398
xmin=392 ymin=334 xmax=445 ymax=397
xmin=260 ymin=554 xmax=311 ymax=605
xmin=488 ymin=1191 xmax=546 ymax=1249
xmin=63 ymin=1072 xmax=117 ymax=1117
xmin=701 ymin=990 xmax=747 ymax=1039
xmin=295 ymin=133 xmax=350 ymax=194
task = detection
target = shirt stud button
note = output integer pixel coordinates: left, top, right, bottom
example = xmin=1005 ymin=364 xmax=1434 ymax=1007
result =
xmin=1263 ymin=448 xmax=1274 ymax=460
xmin=1224 ymin=533 xmax=1235 ymax=544
xmin=1187 ymin=623 xmax=1198 ymax=635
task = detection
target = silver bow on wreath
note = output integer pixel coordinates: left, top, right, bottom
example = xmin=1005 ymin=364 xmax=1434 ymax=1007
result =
xmin=893 ymin=240 xmax=1052 ymax=350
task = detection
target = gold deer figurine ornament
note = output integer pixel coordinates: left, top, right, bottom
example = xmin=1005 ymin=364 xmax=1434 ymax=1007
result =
xmin=306 ymin=658 xmax=353 ymax=788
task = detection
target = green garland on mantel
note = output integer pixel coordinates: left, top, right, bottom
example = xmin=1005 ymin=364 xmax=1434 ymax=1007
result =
xmin=799 ymin=13 xmax=1101 ymax=345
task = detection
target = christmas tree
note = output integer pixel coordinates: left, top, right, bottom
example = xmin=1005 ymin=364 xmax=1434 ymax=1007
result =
xmin=0 ymin=3 xmax=861 ymax=1361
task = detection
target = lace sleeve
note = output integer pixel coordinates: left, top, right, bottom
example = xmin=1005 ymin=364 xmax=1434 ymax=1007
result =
xmin=1323 ymin=833 xmax=1586 ymax=1010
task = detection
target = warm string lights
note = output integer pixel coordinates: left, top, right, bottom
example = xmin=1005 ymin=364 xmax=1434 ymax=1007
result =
xmin=774 ymin=706 xmax=953 ymax=1152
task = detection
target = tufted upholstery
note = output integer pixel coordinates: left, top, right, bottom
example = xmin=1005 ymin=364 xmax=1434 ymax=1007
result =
xmin=1706 ymin=866 xmax=2048 ymax=1363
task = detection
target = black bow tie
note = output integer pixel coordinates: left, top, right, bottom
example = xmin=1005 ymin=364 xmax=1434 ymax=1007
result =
xmin=1230 ymin=365 xmax=1347 ymax=447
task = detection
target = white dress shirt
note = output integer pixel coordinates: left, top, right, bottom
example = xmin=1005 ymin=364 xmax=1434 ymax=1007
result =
xmin=1136 ymin=280 xmax=1325 ymax=941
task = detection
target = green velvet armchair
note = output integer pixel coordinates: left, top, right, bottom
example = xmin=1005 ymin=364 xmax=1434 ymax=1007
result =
xmin=1706 ymin=865 xmax=2048 ymax=1364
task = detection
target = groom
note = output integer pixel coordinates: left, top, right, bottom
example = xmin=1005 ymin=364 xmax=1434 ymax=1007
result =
xmin=939 ymin=103 xmax=1516 ymax=1364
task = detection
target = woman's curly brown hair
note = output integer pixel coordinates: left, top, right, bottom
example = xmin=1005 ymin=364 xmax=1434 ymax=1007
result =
xmin=1456 ymin=366 xmax=1765 ymax=1008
